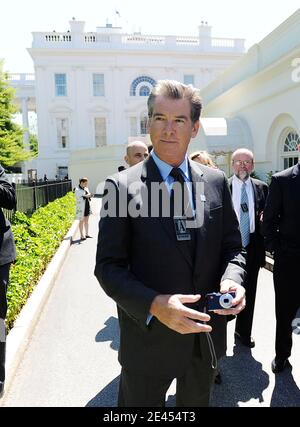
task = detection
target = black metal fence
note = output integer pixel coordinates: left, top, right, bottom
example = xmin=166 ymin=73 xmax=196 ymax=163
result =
xmin=3 ymin=180 xmax=72 ymax=221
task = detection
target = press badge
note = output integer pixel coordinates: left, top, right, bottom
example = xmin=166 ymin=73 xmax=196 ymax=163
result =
xmin=241 ymin=203 xmax=249 ymax=212
xmin=174 ymin=216 xmax=191 ymax=241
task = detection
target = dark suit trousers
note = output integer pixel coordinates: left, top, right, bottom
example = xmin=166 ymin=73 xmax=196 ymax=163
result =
xmin=0 ymin=263 xmax=10 ymax=383
xmin=235 ymin=234 xmax=261 ymax=339
xmin=273 ymin=253 xmax=300 ymax=360
xmin=118 ymin=334 xmax=216 ymax=407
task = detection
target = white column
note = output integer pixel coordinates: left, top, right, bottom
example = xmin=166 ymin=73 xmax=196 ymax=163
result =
xmin=21 ymin=97 xmax=30 ymax=149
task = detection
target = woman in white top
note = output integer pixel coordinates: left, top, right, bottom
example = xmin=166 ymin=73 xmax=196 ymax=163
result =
xmin=75 ymin=177 xmax=93 ymax=240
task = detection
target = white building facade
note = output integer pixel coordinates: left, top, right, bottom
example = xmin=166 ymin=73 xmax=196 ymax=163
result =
xmin=201 ymin=9 xmax=300 ymax=181
xmin=12 ymin=12 xmax=300 ymax=192
xmin=26 ymin=19 xmax=245 ymax=190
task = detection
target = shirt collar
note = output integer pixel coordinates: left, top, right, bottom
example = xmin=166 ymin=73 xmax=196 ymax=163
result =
xmin=151 ymin=150 xmax=190 ymax=181
xmin=232 ymin=174 xmax=251 ymax=187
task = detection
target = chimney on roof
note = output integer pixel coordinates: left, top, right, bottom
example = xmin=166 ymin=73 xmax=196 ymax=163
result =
xmin=198 ymin=21 xmax=211 ymax=39
xmin=69 ymin=19 xmax=85 ymax=33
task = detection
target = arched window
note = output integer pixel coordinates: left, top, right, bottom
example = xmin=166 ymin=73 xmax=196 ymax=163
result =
xmin=130 ymin=76 xmax=156 ymax=96
xmin=139 ymin=85 xmax=150 ymax=97
xmin=282 ymin=131 xmax=300 ymax=169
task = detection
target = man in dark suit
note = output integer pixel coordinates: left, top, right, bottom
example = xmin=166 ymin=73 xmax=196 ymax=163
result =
xmin=263 ymin=148 xmax=300 ymax=373
xmin=229 ymin=149 xmax=268 ymax=348
xmin=95 ymin=80 xmax=246 ymax=407
xmin=0 ymin=165 xmax=17 ymax=397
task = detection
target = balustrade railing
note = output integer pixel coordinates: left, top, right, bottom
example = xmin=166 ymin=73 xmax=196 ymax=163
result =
xmin=7 ymin=73 xmax=35 ymax=84
xmin=31 ymin=31 xmax=244 ymax=52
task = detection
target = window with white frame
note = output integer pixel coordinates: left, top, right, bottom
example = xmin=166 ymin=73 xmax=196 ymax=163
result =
xmin=140 ymin=115 xmax=148 ymax=135
xmin=57 ymin=166 xmax=68 ymax=179
xmin=93 ymin=74 xmax=105 ymax=96
xmin=282 ymin=131 xmax=300 ymax=169
xmin=95 ymin=117 xmax=107 ymax=147
xmin=55 ymin=74 xmax=67 ymax=96
xmin=130 ymin=117 xmax=137 ymax=136
xmin=184 ymin=75 xmax=194 ymax=86
xmin=56 ymin=118 xmax=69 ymax=148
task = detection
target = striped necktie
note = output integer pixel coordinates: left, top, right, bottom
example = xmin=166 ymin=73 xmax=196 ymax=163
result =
xmin=240 ymin=183 xmax=250 ymax=248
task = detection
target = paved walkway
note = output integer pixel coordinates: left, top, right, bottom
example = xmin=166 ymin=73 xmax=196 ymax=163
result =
xmin=1 ymin=199 xmax=299 ymax=407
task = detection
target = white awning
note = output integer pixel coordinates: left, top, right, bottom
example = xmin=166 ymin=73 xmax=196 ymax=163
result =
xmin=197 ymin=117 xmax=252 ymax=152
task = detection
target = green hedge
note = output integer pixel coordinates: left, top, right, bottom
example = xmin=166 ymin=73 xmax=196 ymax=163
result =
xmin=6 ymin=192 xmax=76 ymax=330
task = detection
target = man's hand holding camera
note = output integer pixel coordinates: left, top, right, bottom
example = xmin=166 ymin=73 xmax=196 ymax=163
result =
xmin=150 ymin=281 xmax=245 ymax=335
xmin=150 ymin=294 xmax=212 ymax=335
xmin=211 ymin=279 xmax=246 ymax=316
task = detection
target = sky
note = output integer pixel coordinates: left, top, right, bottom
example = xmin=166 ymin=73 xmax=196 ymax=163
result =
xmin=0 ymin=0 xmax=299 ymax=73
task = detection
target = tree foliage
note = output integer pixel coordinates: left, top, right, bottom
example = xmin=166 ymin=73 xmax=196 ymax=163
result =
xmin=0 ymin=61 xmax=33 ymax=167
xmin=7 ymin=192 xmax=76 ymax=330
xmin=29 ymin=133 xmax=38 ymax=157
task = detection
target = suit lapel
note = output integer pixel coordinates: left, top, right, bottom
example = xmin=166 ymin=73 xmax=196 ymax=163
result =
xmin=250 ymin=178 xmax=258 ymax=211
xmin=291 ymin=163 xmax=300 ymax=207
xmin=228 ymin=177 xmax=233 ymax=193
xmin=189 ymin=161 xmax=210 ymax=276
xmin=292 ymin=163 xmax=300 ymax=180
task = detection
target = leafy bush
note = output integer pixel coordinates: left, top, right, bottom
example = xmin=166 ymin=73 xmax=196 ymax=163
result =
xmin=6 ymin=192 xmax=76 ymax=330
xmin=265 ymin=170 xmax=279 ymax=185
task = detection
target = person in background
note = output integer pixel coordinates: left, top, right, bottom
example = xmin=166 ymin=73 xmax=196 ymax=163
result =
xmin=75 ymin=177 xmax=93 ymax=240
xmin=229 ymin=149 xmax=268 ymax=348
xmin=263 ymin=144 xmax=300 ymax=373
xmin=190 ymin=150 xmax=217 ymax=168
xmin=124 ymin=141 xmax=149 ymax=167
xmin=0 ymin=164 xmax=17 ymax=398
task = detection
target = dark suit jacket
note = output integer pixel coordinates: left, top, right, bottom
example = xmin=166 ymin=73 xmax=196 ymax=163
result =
xmin=0 ymin=165 xmax=17 ymax=266
xmin=263 ymin=163 xmax=300 ymax=255
xmin=95 ymin=156 xmax=245 ymax=378
xmin=229 ymin=177 xmax=268 ymax=267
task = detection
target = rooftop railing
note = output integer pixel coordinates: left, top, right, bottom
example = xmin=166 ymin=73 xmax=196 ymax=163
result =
xmin=7 ymin=73 xmax=35 ymax=84
xmin=32 ymin=31 xmax=245 ymax=52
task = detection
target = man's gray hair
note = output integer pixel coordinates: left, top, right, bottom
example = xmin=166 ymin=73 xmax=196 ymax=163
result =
xmin=231 ymin=148 xmax=254 ymax=161
xmin=147 ymin=80 xmax=202 ymax=124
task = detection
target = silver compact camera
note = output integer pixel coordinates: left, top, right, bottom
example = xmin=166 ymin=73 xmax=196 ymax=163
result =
xmin=205 ymin=292 xmax=236 ymax=311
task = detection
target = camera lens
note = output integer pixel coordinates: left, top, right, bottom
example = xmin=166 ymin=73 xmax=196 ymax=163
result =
xmin=219 ymin=293 xmax=234 ymax=309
